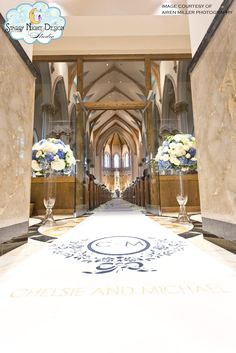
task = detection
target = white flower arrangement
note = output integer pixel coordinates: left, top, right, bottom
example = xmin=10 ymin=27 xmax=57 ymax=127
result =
xmin=155 ymin=134 xmax=197 ymax=171
xmin=32 ymin=138 xmax=76 ymax=176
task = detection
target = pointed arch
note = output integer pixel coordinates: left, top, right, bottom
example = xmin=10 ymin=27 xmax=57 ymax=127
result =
xmin=161 ymin=75 xmax=177 ymax=133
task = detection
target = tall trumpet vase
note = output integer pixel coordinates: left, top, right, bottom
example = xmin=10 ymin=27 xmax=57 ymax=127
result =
xmin=176 ymin=170 xmax=191 ymax=224
xmin=42 ymin=170 xmax=57 ymax=226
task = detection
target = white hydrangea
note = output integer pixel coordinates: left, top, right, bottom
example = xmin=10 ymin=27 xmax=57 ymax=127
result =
xmin=41 ymin=142 xmax=58 ymax=154
xmin=169 ymin=156 xmax=180 ymax=166
xmin=64 ymin=145 xmax=71 ymax=153
xmin=66 ymin=155 xmax=76 ymax=166
xmin=168 ymin=148 xmax=176 ymax=156
xmin=169 ymin=142 xmax=177 ymax=149
xmin=162 ymin=154 xmax=169 ymax=161
xmin=32 ymin=160 xmax=42 ymax=171
xmin=173 ymin=134 xmax=183 ymax=142
xmin=51 ymin=159 xmax=66 ymax=171
xmin=175 ymin=143 xmax=186 ymax=157
xmin=183 ymin=143 xmax=190 ymax=151
xmin=163 ymin=146 xmax=169 ymax=153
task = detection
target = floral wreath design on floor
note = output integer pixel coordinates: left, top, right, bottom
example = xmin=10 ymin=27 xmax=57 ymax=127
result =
xmin=50 ymin=236 xmax=186 ymax=274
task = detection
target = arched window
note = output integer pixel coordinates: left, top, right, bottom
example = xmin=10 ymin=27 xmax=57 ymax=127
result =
xmin=113 ymin=153 xmax=120 ymax=169
xmin=104 ymin=152 xmax=110 ymax=168
xmin=123 ymin=152 xmax=130 ymax=168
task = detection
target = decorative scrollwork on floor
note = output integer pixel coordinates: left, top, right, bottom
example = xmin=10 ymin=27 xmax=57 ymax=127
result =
xmin=50 ymin=236 xmax=186 ymax=274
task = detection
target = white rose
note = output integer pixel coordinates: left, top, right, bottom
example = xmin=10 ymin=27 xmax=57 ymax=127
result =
xmin=36 ymin=150 xmax=43 ymax=158
xmin=185 ymin=153 xmax=191 ymax=159
xmin=42 ymin=142 xmax=58 ymax=154
xmin=51 ymin=159 xmax=66 ymax=171
xmin=175 ymin=145 xmax=186 ymax=157
xmin=32 ymin=160 xmax=42 ymax=171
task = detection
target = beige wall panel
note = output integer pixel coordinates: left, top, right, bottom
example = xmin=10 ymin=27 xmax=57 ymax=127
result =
xmin=0 ymin=28 xmax=35 ymax=241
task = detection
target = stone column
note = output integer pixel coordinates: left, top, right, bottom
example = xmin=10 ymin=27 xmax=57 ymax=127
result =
xmin=41 ymin=103 xmax=55 ymax=138
xmin=174 ymin=101 xmax=189 ymax=133
xmin=75 ymin=57 xmax=88 ymax=215
xmin=144 ymin=59 xmax=160 ymax=214
xmin=145 ymin=58 xmax=156 ymax=157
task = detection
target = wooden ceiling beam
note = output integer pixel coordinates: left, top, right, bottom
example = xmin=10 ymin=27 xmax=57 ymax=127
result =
xmin=33 ymin=54 xmax=192 ymax=63
xmin=84 ymin=101 xmax=146 ymax=110
xmin=68 ymin=63 xmax=77 ymax=100
xmin=151 ymin=62 xmax=161 ymax=99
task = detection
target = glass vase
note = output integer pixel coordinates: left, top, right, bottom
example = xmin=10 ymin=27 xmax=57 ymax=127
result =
xmin=176 ymin=170 xmax=191 ymax=224
xmin=42 ymin=170 xmax=57 ymax=226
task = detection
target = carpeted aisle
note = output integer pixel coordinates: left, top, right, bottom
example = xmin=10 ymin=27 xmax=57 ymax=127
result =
xmin=0 ymin=199 xmax=236 ymax=353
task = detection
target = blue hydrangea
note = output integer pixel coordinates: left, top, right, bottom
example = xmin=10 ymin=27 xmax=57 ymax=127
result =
xmin=44 ymin=152 xmax=54 ymax=162
xmin=179 ymin=156 xmax=189 ymax=165
xmin=57 ymin=149 xmax=65 ymax=159
xmin=32 ymin=150 xmax=37 ymax=160
xmin=187 ymin=159 xmax=197 ymax=166
xmin=158 ymin=160 xmax=172 ymax=170
xmin=188 ymin=148 xmax=196 ymax=157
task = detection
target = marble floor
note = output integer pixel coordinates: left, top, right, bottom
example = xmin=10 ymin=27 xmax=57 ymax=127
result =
xmin=0 ymin=199 xmax=236 ymax=353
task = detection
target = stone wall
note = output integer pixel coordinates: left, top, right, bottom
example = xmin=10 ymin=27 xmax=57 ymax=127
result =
xmin=0 ymin=25 xmax=36 ymax=243
xmin=190 ymin=1 xmax=236 ymax=239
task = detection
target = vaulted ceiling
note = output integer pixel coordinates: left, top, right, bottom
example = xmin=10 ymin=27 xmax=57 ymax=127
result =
xmin=81 ymin=61 xmax=146 ymax=154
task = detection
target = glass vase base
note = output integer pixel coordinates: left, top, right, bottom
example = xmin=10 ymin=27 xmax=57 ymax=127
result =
xmin=175 ymin=214 xmax=192 ymax=224
xmin=41 ymin=209 xmax=56 ymax=227
xmin=175 ymin=192 xmax=192 ymax=224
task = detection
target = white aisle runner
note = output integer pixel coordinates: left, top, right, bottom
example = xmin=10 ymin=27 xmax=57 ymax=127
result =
xmin=1 ymin=199 xmax=236 ymax=353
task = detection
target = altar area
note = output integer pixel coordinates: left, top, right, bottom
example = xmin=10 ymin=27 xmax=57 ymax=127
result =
xmin=1 ymin=199 xmax=236 ymax=353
